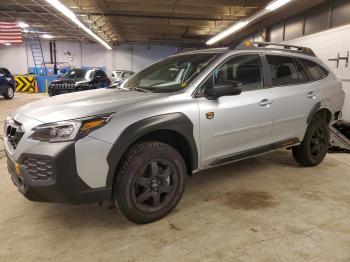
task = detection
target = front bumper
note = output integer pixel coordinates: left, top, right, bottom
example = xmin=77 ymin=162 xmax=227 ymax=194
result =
xmin=6 ymin=141 xmax=111 ymax=204
xmin=48 ymin=84 xmax=93 ymax=96
xmin=0 ymin=84 xmax=10 ymax=94
xmin=48 ymin=87 xmax=78 ymax=96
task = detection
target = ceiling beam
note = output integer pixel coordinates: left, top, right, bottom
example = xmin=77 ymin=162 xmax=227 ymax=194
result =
xmin=75 ymin=11 xmax=241 ymax=21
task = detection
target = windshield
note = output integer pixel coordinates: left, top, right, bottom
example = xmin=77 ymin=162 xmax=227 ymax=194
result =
xmin=61 ymin=69 xmax=93 ymax=80
xmin=121 ymin=53 xmax=219 ymax=93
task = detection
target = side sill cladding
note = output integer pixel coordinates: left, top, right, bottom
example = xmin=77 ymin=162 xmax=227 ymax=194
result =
xmin=105 ymin=113 xmax=198 ymax=187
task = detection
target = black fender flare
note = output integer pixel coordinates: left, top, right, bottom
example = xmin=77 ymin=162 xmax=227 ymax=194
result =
xmin=307 ymin=102 xmax=321 ymax=124
xmin=105 ymin=113 xmax=198 ymax=187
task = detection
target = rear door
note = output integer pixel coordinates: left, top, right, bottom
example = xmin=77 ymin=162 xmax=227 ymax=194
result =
xmin=265 ymin=54 xmax=321 ymax=142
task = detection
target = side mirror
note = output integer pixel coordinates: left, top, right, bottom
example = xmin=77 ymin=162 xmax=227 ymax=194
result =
xmin=205 ymin=80 xmax=242 ymax=99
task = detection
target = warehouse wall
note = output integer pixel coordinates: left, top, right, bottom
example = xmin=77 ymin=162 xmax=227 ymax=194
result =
xmin=283 ymin=24 xmax=350 ymax=120
xmin=0 ymin=41 xmax=178 ymax=76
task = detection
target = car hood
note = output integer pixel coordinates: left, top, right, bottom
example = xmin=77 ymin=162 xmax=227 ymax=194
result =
xmin=13 ymin=88 xmax=168 ymax=123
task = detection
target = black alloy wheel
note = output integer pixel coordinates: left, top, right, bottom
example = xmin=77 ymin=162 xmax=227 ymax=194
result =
xmin=131 ymin=159 xmax=177 ymax=213
xmin=114 ymin=141 xmax=186 ymax=224
xmin=292 ymin=119 xmax=330 ymax=167
xmin=309 ymin=125 xmax=328 ymax=161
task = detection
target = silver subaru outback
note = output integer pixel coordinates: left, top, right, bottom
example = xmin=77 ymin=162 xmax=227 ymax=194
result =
xmin=4 ymin=41 xmax=345 ymax=224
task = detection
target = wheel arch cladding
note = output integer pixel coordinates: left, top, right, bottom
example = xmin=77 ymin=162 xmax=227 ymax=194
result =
xmin=307 ymin=102 xmax=332 ymax=124
xmin=105 ymin=113 xmax=198 ymax=187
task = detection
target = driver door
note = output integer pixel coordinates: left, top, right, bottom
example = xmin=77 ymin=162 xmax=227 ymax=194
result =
xmin=196 ymin=54 xmax=275 ymax=168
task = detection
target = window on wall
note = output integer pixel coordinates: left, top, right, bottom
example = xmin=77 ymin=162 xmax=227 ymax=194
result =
xmin=200 ymin=54 xmax=263 ymax=94
xmin=299 ymin=59 xmax=328 ymax=81
xmin=305 ymin=3 xmax=331 ymax=35
xmin=270 ymin=23 xmax=285 ymax=42
xmin=284 ymin=15 xmax=304 ymax=41
xmin=331 ymin=0 xmax=350 ymax=27
xmin=263 ymin=1 xmax=350 ymax=43
xmin=266 ymin=55 xmax=299 ymax=86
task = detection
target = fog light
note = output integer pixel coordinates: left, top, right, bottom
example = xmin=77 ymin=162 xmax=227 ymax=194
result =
xmin=15 ymin=162 xmax=21 ymax=175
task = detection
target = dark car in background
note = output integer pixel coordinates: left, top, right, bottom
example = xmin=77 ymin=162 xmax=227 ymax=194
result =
xmin=48 ymin=68 xmax=110 ymax=96
xmin=0 ymin=67 xmax=15 ymax=100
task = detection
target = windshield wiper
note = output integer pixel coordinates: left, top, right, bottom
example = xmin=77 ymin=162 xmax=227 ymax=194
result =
xmin=132 ymin=87 xmax=151 ymax=93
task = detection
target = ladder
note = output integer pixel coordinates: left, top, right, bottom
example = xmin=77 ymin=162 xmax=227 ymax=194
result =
xmin=28 ymin=31 xmax=47 ymax=75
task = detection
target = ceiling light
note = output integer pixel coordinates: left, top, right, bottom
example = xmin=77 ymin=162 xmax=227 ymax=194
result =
xmin=206 ymin=21 xmax=249 ymax=45
xmin=206 ymin=0 xmax=293 ymax=45
xmin=41 ymin=34 xmax=54 ymax=39
xmin=45 ymin=0 xmax=112 ymax=50
xmin=266 ymin=0 xmax=292 ymax=11
xmin=4 ymin=43 xmax=11 ymax=46
xmin=17 ymin=22 xmax=29 ymax=28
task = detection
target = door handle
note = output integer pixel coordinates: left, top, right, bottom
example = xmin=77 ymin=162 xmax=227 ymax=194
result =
xmin=259 ymin=99 xmax=273 ymax=107
xmin=307 ymin=91 xmax=317 ymax=99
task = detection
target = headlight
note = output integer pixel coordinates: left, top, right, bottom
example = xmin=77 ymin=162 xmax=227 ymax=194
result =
xmin=29 ymin=113 xmax=114 ymax=143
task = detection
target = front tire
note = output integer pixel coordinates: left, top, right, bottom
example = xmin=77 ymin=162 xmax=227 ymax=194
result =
xmin=292 ymin=119 xmax=330 ymax=167
xmin=114 ymin=141 xmax=186 ymax=224
xmin=3 ymin=86 xmax=14 ymax=99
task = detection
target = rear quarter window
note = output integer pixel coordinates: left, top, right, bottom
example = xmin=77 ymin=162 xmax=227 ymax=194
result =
xmin=299 ymin=59 xmax=328 ymax=81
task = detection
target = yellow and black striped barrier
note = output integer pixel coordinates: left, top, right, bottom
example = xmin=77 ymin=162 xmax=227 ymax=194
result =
xmin=15 ymin=75 xmax=38 ymax=93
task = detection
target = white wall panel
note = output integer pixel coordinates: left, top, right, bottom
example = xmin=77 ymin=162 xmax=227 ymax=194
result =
xmin=0 ymin=41 xmax=177 ymax=77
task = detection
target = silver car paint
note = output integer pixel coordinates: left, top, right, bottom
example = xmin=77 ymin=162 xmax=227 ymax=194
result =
xmin=4 ymin=48 xmax=345 ymax=189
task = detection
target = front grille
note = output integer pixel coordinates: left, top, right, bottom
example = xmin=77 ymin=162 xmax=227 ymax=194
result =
xmin=5 ymin=119 xmax=24 ymax=150
xmin=51 ymin=83 xmax=76 ymax=90
xmin=23 ymin=157 xmax=54 ymax=181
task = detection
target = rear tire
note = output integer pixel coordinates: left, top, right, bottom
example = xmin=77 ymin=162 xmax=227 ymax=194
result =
xmin=113 ymin=141 xmax=186 ymax=224
xmin=3 ymin=86 xmax=14 ymax=99
xmin=292 ymin=119 xmax=330 ymax=167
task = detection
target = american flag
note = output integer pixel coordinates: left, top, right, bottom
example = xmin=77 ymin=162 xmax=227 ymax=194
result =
xmin=0 ymin=22 xmax=23 ymax=44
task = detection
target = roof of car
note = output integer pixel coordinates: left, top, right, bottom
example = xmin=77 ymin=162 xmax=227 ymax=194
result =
xmin=176 ymin=41 xmax=316 ymax=58
xmin=177 ymin=47 xmax=229 ymax=55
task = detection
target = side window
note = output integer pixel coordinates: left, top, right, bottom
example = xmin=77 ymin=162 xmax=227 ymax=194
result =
xmin=200 ymin=54 xmax=263 ymax=93
xmin=300 ymin=59 xmax=328 ymax=81
xmin=266 ymin=55 xmax=299 ymax=86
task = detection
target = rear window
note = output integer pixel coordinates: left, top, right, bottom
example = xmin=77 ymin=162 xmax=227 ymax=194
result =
xmin=266 ymin=55 xmax=299 ymax=86
xmin=299 ymin=59 xmax=328 ymax=81
xmin=95 ymin=70 xmax=107 ymax=78
xmin=0 ymin=68 xmax=11 ymax=75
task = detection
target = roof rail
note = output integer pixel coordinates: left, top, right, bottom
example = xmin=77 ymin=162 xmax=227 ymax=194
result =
xmin=231 ymin=40 xmax=316 ymax=57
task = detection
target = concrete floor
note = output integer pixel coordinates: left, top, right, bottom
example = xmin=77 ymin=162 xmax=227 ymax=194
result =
xmin=1 ymin=93 xmax=350 ymax=262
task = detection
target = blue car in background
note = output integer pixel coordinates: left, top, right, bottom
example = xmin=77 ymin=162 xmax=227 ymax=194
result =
xmin=48 ymin=68 xmax=111 ymax=96
xmin=0 ymin=67 xmax=15 ymax=100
